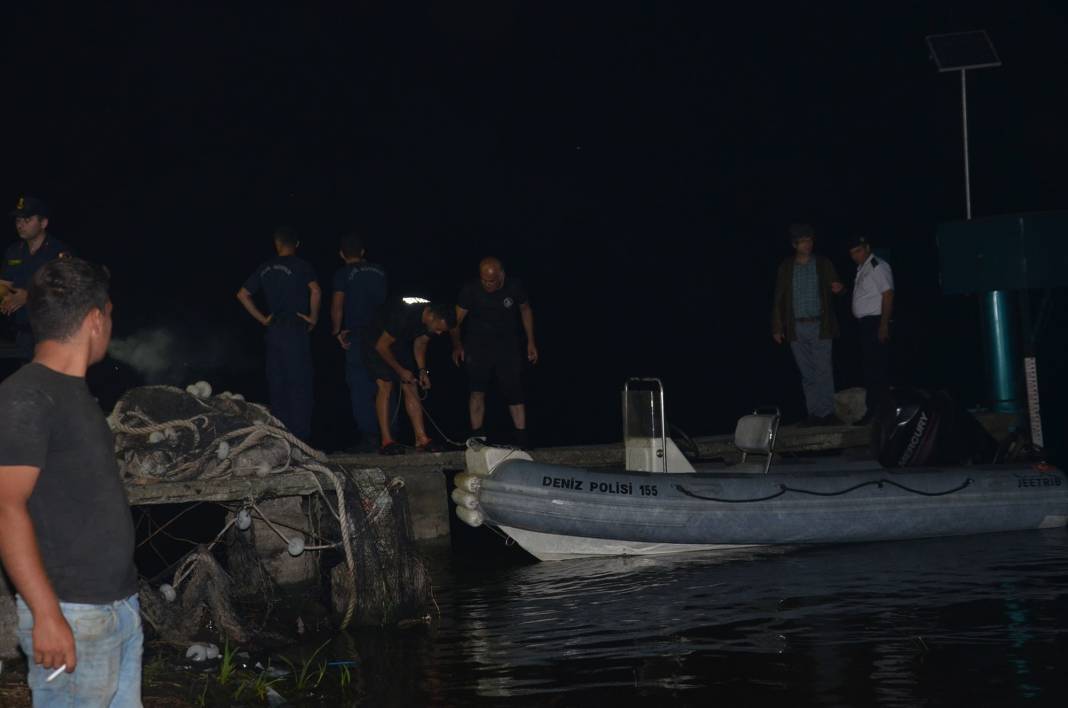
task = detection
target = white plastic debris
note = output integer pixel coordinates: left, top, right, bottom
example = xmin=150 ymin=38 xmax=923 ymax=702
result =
xmin=216 ymin=441 xmax=230 ymax=460
xmin=236 ymin=508 xmax=252 ymax=531
xmin=160 ymin=584 xmax=176 ymax=603
xmin=204 ymin=644 xmax=220 ymax=660
xmin=185 ymin=644 xmax=208 ymax=662
xmin=287 ymin=537 xmax=306 ymax=557
xmin=148 ymin=431 xmax=164 ymax=443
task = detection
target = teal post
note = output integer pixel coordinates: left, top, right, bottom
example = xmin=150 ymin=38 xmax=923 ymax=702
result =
xmin=981 ymin=290 xmax=1020 ymax=412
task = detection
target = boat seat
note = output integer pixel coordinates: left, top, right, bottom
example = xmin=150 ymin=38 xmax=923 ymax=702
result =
xmin=734 ymin=408 xmax=781 ymax=474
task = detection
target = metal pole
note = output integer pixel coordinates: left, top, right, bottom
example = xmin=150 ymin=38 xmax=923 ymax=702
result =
xmin=961 ymin=69 xmax=972 ymax=220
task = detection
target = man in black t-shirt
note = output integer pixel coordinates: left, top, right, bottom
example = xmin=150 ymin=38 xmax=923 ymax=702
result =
xmin=0 ymin=258 xmax=142 ymax=705
xmin=362 ymin=298 xmax=455 ymax=454
xmin=450 ymin=257 xmax=538 ymax=447
xmin=237 ymin=226 xmax=321 ymax=441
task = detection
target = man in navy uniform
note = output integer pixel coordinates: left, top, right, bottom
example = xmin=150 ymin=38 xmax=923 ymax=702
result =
xmin=1 ymin=196 xmax=72 ymax=361
xmin=330 ymin=232 xmax=387 ymax=451
xmin=849 ymin=236 xmax=895 ymax=425
xmin=237 ymin=226 xmax=320 ymax=441
xmin=451 ymin=257 xmax=538 ymax=447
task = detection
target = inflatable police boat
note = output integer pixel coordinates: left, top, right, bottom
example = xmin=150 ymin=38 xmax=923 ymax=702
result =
xmin=452 ymin=380 xmax=1068 ymax=561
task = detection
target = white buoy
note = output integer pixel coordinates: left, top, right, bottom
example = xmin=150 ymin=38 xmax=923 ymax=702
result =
xmin=236 ymin=508 xmax=252 ymax=531
xmin=217 ymin=441 xmax=230 ymax=460
xmin=160 ymin=584 xmax=176 ymax=603
xmin=196 ymin=381 xmax=212 ymax=398
xmin=148 ymin=431 xmax=164 ymax=444
xmin=450 ymin=488 xmax=480 ymax=510
xmin=185 ymin=644 xmax=208 ymax=662
xmin=287 ymin=537 xmax=306 ymax=556
xmin=454 ymin=472 xmax=482 ymax=494
xmin=455 ymin=506 xmax=484 ymax=528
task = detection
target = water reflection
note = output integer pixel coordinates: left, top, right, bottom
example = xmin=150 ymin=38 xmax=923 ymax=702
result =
xmin=352 ymin=529 xmax=1068 ymax=706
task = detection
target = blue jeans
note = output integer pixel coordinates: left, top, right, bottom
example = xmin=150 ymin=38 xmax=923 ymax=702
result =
xmin=16 ymin=594 xmax=143 ymax=708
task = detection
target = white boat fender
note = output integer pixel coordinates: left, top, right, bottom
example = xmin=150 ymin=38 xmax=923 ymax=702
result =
xmin=464 ymin=444 xmax=533 ymax=477
xmin=454 ymin=472 xmax=482 ymax=494
xmin=287 ymin=537 xmax=306 ymax=557
xmin=456 ymin=506 xmax=484 ymax=528
xmin=451 ymin=488 xmax=480 ymax=510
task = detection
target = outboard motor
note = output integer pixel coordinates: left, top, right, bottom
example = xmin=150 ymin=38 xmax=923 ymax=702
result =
xmin=873 ymin=387 xmax=997 ymax=468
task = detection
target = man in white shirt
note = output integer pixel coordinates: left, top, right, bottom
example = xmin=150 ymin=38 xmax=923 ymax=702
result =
xmin=849 ymin=236 xmax=894 ymax=425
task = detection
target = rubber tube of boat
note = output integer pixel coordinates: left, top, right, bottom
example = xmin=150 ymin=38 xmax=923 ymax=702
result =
xmin=451 ymin=487 xmax=480 ymax=510
xmin=455 ymin=506 xmax=484 ymax=528
xmin=454 ymin=471 xmax=482 ymax=494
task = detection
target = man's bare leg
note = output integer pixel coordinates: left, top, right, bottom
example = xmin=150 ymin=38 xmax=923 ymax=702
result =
xmin=508 ymin=403 xmax=526 ymax=430
xmin=469 ymin=391 xmax=486 ymax=431
xmin=375 ymin=380 xmax=395 ymax=446
xmin=403 ymin=382 xmax=431 ymax=446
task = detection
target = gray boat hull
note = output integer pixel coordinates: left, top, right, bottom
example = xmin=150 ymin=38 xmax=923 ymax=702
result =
xmin=476 ymin=459 xmax=1068 ymax=547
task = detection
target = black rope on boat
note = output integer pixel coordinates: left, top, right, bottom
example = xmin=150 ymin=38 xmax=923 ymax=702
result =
xmin=674 ymin=477 xmax=974 ymax=503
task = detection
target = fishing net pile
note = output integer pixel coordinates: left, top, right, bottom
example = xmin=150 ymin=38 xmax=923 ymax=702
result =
xmin=108 ymin=384 xmax=433 ymax=643
xmin=109 ymin=383 xmax=319 ymax=482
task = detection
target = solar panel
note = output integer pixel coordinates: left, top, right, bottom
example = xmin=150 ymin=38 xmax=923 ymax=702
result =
xmin=926 ymin=31 xmax=1001 ymax=72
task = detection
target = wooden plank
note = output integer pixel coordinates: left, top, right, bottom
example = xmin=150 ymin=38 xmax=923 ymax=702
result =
xmin=125 ymin=467 xmax=372 ymax=506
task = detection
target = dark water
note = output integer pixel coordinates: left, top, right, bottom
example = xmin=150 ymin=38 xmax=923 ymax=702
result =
xmin=352 ymin=530 xmax=1068 ymax=707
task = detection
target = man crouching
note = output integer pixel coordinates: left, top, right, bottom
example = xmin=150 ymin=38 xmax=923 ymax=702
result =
xmin=0 ymin=258 xmax=141 ymax=706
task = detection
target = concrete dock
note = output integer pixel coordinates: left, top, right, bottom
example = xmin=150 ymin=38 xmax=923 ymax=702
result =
xmin=126 ymin=423 xmax=876 ymax=541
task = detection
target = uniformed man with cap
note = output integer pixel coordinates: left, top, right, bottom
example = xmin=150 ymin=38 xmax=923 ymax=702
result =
xmin=848 ymin=236 xmax=894 ymax=425
xmin=236 ymin=226 xmax=321 ymax=441
xmin=1 ymin=196 xmax=72 ymax=361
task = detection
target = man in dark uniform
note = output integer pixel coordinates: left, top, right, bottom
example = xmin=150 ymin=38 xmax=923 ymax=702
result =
xmin=330 ymin=233 xmax=387 ymax=451
xmin=363 ymin=298 xmax=455 ymax=455
xmin=1 ymin=196 xmax=72 ymax=362
xmin=236 ymin=226 xmax=320 ymax=441
xmin=450 ymin=256 xmax=538 ymax=447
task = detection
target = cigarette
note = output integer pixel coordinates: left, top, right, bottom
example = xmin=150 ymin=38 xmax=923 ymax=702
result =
xmin=46 ymin=665 xmax=67 ymax=682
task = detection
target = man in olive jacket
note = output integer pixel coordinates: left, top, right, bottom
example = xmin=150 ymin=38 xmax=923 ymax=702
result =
xmin=771 ymin=224 xmax=844 ymax=425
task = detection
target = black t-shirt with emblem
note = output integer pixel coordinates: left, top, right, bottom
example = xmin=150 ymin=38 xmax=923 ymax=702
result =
xmin=457 ymin=277 xmax=529 ymax=341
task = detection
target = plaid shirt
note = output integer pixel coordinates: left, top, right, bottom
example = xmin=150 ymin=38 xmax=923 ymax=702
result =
xmin=791 ymin=259 xmax=820 ymax=318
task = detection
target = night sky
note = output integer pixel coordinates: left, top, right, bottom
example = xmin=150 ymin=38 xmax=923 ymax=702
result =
xmin=6 ymin=2 xmax=1068 ymax=453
